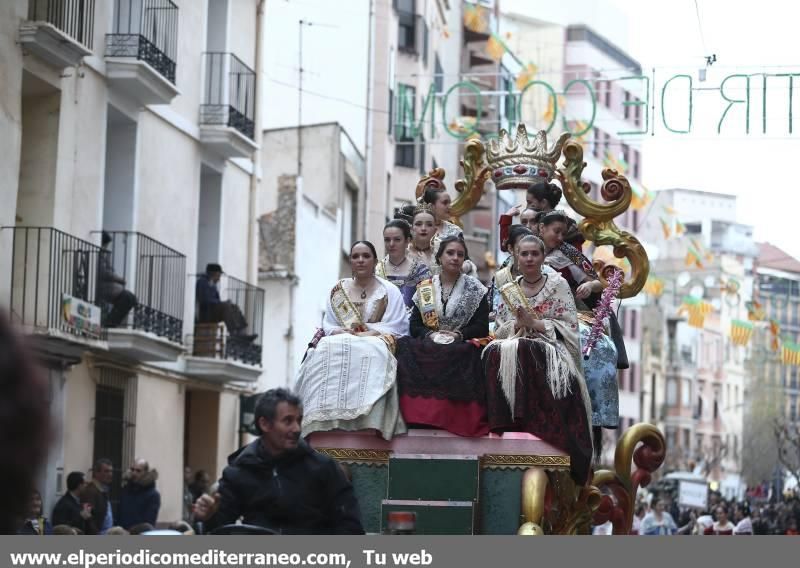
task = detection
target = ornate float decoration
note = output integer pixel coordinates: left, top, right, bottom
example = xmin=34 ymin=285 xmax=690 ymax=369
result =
xmin=315 ymin=125 xmax=663 ymax=536
xmin=436 ymin=124 xmax=650 ymax=298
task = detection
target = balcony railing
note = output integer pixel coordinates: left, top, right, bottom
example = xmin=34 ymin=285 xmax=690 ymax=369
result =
xmin=28 ymin=0 xmax=96 ymax=49
xmin=106 ymin=0 xmax=179 ymax=84
xmin=97 ymin=231 xmax=185 ymax=343
xmin=193 ymin=274 xmax=263 ymax=366
xmin=3 ymin=227 xmax=105 ymax=340
xmin=200 ymin=53 xmax=256 ymax=140
xmin=223 ymin=275 xmax=264 ymax=366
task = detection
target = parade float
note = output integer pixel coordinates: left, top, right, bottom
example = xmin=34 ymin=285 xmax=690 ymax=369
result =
xmin=308 ymin=125 xmax=665 ymax=535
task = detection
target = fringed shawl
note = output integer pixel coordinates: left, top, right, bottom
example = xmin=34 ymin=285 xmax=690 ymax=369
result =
xmin=487 ymin=272 xmax=593 ymax=436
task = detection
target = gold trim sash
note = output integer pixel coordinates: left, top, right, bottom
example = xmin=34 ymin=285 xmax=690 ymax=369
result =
xmin=375 ymin=261 xmax=386 ymax=279
xmin=417 ymin=278 xmax=439 ymax=330
xmin=330 ymin=281 xmax=366 ymax=332
xmin=498 ymin=276 xmax=534 ymax=316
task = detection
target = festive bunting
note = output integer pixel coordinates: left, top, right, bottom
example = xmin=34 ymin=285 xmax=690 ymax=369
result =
xmin=515 ymin=62 xmax=539 ymax=90
xmin=782 ymin=339 xmax=800 ymax=365
xmin=770 ymin=319 xmax=781 ymax=351
xmin=486 ymin=34 xmax=506 ymax=61
xmin=660 ymin=217 xmax=672 ymax=240
xmin=644 ymin=275 xmax=665 ymax=297
xmin=730 ymin=319 xmax=754 ymax=346
xmin=542 ymin=94 xmax=565 ymax=123
xmin=675 ymin=220 xmax=686 ymax=235
xmin=603 ymin=150 xmax=628 ymax=174
xmin=746 ymin=300 xmax=766 ymax=321
xmin=685 ymin=246 xmax=703 ymax=268
xmin=679 ymin=296 xmax=713 ymax=328
xmin=662 ymin=205 xmax=677 ymax=215
xmin=463 ymin=5 xmax=489 ymax=34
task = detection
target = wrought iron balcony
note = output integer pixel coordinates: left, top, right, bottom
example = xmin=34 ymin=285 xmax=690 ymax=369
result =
xmin=21 ymin=0 xmax=96 ymax=68
xmin=200 ymin=52 xmax=256 ymax=143
xmin=191 ymin=272 xmax=263 ymax=369
xmin=106 ymin=0 xmax=178 ymax=84
xmin=97 ymin=231 xmax=185 ymax=345
xmin=3 ymin=226 xmax=106 ymax=342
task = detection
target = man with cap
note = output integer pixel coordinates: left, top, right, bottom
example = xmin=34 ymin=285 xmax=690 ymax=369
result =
xmin=195 ymin=263 xmax=256 ymax=341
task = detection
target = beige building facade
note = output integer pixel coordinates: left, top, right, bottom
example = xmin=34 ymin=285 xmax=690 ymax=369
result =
xmin=1 ymin=0 xmax=267 ymax=524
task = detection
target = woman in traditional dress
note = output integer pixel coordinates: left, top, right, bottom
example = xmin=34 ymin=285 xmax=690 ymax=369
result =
xmin=538 ymin=211 xmax=627 ymax=433
xmin=421 ymin=188 xmax=478 ymax=277
xmin=395 ymin=236 xmax=490 ymax=437
xmin=294 ymin=241 xmax=409 ymax=440
xmin=483 ymin=234 xmax=593 ymax=482
xmin=376 ymin=219 xmax=432 ymax=310
xmin=406 ymin=205 xmax=437 ymax=269
xmin=498 ymin=182 xmax=584 ymax=249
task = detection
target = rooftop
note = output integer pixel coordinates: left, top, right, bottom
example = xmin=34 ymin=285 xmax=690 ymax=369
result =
xmin=757 ymin=242 xmax=800 ymax=275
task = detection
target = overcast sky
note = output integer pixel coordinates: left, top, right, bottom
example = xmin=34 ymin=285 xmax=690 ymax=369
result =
xmin=505 ymin=0 xmax=800 ymax=259
xmin=263 ymin=0 xmax=800 ymax=259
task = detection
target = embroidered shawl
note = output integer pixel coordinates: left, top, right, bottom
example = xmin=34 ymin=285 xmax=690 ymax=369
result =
xmin=412 ymin=274 xmax=487 ymax=332
xmin=489 ymin=272 xmax=592 ymax=432
xmin=322 ymin=277 xmax=409 ymax=337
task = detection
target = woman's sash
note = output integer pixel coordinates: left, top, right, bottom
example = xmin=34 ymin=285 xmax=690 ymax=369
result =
xmin=417 ymin=278 xmax=439 ymax=330
xmin=330 ymin=281 xmax=366 ymax=332
xmin=375 ymin=261 xmax=386 ymax=279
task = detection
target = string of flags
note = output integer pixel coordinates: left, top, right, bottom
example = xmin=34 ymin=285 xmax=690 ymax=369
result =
xmin=679 ymin=296 xmax=713 ymax=328
xmin=730 ymin=319 xmax=754 ymax=346
xmin=781 ymin=339 xmax=800 ymax=365
xmin=644 ymin=275 xmax=665 ymax=298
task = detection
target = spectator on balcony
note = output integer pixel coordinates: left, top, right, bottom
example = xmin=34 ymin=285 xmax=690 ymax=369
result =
xmin=99 ymin=232 xmax=137 ymax=327
xmin=195 ymin=263 xmax=256 ymax=341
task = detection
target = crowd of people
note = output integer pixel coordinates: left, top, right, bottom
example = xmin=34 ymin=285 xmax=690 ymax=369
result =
xmin=619 ymin=491 xmax=800 ymax=536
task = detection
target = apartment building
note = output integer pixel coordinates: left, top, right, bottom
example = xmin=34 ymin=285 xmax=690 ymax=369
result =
xmin=0 ymin=0 xmax=266 ymax=523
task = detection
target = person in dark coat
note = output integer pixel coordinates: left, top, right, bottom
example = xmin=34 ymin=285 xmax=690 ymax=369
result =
xmin=51 ymin=471 xmax=91 ymax=531
xmin=118 ymin=459 xmax=161 ymax=529
xmin=80 ymin=458 xmax=114 ymax=535
xmin=193 ymin=388 xmax=364 ymax=534
xmin=195 ymin=263 xmax=256 ymax=341
xmin=98 ymin=232 xmax=137 ymax=327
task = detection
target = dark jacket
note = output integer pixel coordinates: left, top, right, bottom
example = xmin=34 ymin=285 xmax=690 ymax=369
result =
xmin=118 ymin=469 xmax=161 ymax=529
xmin=79 ymin=480 xmax=110 ymax=535
xmin=51 ymin=492 xmax=86 ymax=531
xmin=196 ymin=275 xmax=221 ymax=322
xmin=16 ymin=517 xmax=52 ymax=535
xmin=208 ymin=439 xmax=364 ymax=534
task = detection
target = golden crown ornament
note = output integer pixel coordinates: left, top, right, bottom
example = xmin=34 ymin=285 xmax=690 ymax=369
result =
xmin=486 ymin=125 xmax=570 ymax=190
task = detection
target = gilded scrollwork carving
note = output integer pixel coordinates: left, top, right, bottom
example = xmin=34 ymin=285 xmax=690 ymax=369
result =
xmin=591 ymin=424 xmax=667 ymax=535
xmin=557 ymin=140 xmax=649 ymax=298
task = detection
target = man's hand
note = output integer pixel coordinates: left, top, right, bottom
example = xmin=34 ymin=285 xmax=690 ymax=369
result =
xmin=79 ymin=507 xmax=92 ymax=521
xmin=504 ymin=204 xmax=522 ymax=217
xmin=193 ymin=493 xmax=220 ymax=522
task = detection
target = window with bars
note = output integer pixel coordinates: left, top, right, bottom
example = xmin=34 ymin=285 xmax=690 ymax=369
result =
xmin=395 ymin=84 xmax=416 ymax=168
xmin=396 ymin=0 xmax=416 ymax=53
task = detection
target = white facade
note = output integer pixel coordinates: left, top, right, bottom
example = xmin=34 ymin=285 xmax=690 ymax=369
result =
xmin=258 ymin=123 xmax=363 ymax=388
xmin=1 ymin=0 xmax=266 ymax=524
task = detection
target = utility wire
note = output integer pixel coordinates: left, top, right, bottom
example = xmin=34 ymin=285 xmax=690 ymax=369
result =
xmin=693 ymin=0 xmax=709 ymax=56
